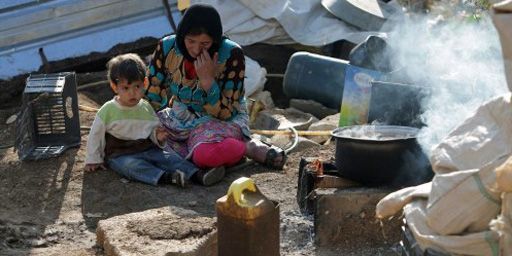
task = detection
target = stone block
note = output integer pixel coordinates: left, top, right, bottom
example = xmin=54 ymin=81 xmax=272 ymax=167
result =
xmin=96 ymin=207 xmax=217 ymax=256
xmin=313 ymin=187 xmax=401 ymax=248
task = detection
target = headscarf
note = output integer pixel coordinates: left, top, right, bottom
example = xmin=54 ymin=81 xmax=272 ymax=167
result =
xmin=176 ymin=4 xmax=223 ymax=61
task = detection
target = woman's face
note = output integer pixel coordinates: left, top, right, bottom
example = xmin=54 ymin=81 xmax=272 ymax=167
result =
xmin=184 ymin=33 xmax=213 ymax=59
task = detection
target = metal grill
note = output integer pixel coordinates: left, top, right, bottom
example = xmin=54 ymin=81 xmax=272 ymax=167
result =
xmin=15 ymin=72 xmax=80 ymax=160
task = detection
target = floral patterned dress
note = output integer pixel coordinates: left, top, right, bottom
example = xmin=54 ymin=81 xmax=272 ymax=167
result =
xmin=145 ymin=35 xmax=249 ymax=158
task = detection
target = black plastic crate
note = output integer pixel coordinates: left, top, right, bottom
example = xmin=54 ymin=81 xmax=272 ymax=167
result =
xmin=15 ymin=72 xmax=80 ymax=160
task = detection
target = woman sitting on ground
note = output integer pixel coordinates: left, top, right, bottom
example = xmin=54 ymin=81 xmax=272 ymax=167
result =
xmin=144 ymin=4 xmax=286 ymax=179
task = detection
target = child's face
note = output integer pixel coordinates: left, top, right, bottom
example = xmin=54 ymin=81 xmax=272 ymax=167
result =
xmin=112 ymin=79 xmax=145 ymax=107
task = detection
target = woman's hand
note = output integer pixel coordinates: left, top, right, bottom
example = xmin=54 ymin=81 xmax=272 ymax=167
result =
xmin=194 ymin=49 xmax=218 ymax=91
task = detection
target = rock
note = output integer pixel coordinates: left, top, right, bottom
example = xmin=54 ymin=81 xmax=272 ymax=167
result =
xmin=43 ymin=228 xmax=58 ymax=236
xmin=248 ymin=90 xmax=275 ymax=110
xmin=30 ymin=238 xmax=47 ymax=247
xmin=96 ymin=206 xmax=217 ymax=256
xmin=19 ymin=225 xmax=39 ymax=238
xmin=307 ymin=113 xmax=340 ymax=144
xmin=6 ymin=114 xmax=17 ymax=125
xmin=270 ymin=135 xmax=321 ymax=154
xmin=45 ymin=235 xmax=58 ymax=242
xmin=247 ymin=90 xmax=275 ymax=126
xmin=289 ymin=99 xmax=338 ymax=119
xmin=280 ymin=210 xmax=314 ymax=249
xmin=252 ymin=108 xmax=318 ymax=131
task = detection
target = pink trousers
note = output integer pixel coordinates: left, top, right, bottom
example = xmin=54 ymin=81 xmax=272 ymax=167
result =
xmin=192 ymin=138 xmax=246 ymax=168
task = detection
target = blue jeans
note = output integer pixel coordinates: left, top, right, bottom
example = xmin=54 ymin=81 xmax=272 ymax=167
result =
xmin=107 ymin=147 xmax=198 ymax=186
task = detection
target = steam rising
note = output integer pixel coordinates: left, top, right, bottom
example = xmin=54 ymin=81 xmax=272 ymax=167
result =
xmin=386 ymin=14 xmax=508 ymax=154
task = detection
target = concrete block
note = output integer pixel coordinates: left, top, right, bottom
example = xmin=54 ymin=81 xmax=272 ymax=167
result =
xmin=315 ymin=175 xmax=360 ymax=189
xmin=96 ymin=207 xmax=217 ymax=256
xmin=313 ymin=187 xmax=401 ymax=248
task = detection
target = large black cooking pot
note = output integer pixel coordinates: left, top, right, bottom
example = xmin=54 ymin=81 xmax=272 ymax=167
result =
xmin=331 ymin=125 xmax=433 ymax=187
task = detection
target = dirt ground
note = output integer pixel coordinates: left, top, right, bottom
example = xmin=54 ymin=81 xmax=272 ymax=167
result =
xmin=0 ymin=89 xmax=396 ymax=255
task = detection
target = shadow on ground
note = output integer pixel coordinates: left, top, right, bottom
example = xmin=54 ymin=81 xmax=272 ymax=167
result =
xmin=0 ymin=148 xmax=78 ymax=251
xmin=80 ymin=162 xmax=276 ymax=230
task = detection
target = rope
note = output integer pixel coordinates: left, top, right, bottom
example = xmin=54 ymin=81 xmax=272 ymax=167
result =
xmin=284 ymin=126 xmax=299 ymax=154
xmin=266 ymin=73 xmax=285 ymax=78
xmin=251 ymin=129 xmax=332 ymax=136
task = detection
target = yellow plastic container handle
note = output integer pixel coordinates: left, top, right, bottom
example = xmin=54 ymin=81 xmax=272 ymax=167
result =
xmin=227 ymin=177 xmax=257 ymax=207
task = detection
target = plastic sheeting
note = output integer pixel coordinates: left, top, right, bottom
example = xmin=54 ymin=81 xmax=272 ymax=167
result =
xmin=0 ymin=0 xmax=181 ymax=79
xmin=191 ymin=0 xmax=384 ymax=46
xmin=492 ymin=0 xmax=512 ymax=91
xmin=244 ymin=56 xmax=267 ymax=97
xmin=404 ymin=200 xmax=499 ymax=255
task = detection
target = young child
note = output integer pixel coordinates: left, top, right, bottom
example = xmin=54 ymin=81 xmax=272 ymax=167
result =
xmin=84 ymin=53 xmax=224 ymax=186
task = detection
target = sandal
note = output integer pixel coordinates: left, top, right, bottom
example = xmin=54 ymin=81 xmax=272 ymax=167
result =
xmin=193 ymin=166 xmax=226 ymax=186
xmin=264 ymin=145 xmax=287 ymax=170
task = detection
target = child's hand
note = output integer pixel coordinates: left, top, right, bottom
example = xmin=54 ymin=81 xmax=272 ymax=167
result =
xmin=156 ymin=126 xmax=169 ymax=144
xmin=85 ymin=163 xmax=106 ymax=172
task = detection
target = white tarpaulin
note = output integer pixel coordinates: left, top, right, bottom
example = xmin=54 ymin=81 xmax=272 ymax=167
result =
xmin=404 ymin=199 xmax=500 ymax=255
xmin=492 ymin=0 xmax=512 ymax=91
xmin=0 ymin=0 xmax=388 ymax=79
xmin=191 ymin=0 xmax=383 ymax=46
